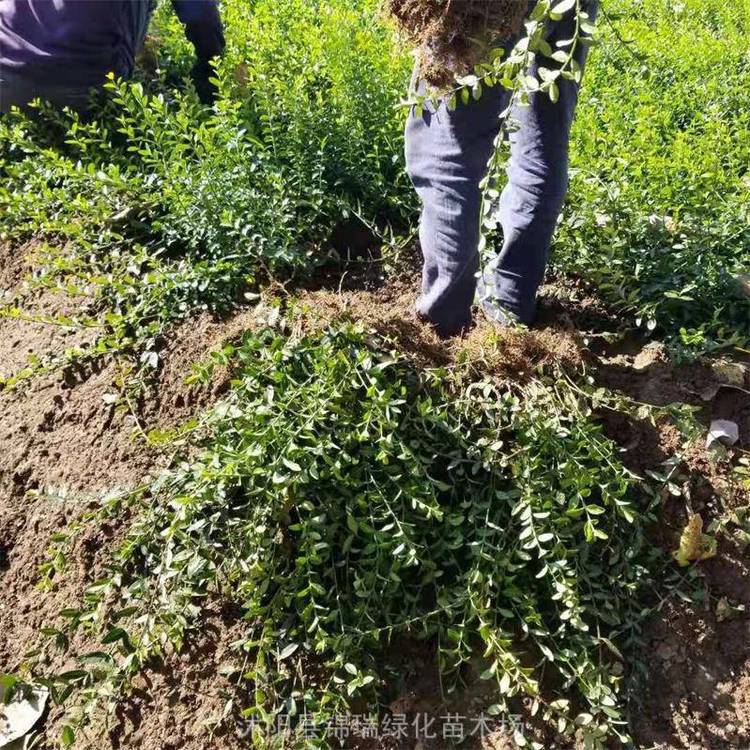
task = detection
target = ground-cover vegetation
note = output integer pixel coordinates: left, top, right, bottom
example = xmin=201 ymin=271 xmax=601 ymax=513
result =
xmin=26 ymin=324 xmax=680 ymax=749
xmin=558 ymin=0 xmax=750 ymax=356
xmin=0 ymin=0 xmax=414 ymax=381
xmin=1 ymin=1 xmax=749 ymax=749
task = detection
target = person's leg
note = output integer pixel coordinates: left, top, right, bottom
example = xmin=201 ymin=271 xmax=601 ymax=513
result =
xmin=0 ymin=69 xmax=29 ymax=113
xmin=0 ymin=0 xmax=156 ymax=116
xmin=0 ymin=68 xmax=93 ymax=114
xmin=116 ymin=0 xmax=156 ymax=78
xmin=129 ymin=0 xmax=157 ymax=65
xmin=405 ymin=75 xmax=511 ymax=336
xmin=478 ymin=1 xmax=599 ymax=325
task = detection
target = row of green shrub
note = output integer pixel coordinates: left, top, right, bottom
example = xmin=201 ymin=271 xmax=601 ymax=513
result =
xmin=0 ymin=0 xmax=413 ymax=358
xmin=1 ymin=0 xmax=747 ymax=357
xmin=558 ymin=0 xmax=750 ymax=355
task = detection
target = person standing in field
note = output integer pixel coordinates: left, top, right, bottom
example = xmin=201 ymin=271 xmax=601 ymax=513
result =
xmin=0 ymin=0 xmax=225 ymax=114
xmin=405 ymin=1 xmax=599 ymax=337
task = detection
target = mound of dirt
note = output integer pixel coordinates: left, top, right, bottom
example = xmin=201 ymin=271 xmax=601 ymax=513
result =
xmin=0 ymin=490 xmax=244 ymax=750
xmin=102 ymin=604 xmax=244 ymax=750
xmin=0 ymin=361 xmax=157 ymax=500
xmin=386 ymin=0 xmax=528 ymax=85
xmin=293 ymin=267 xmax=584 ymax=378
xmin=599 ymin=410 xmax=683 ymax=476
xmin=0 ymin=272 xmax=263 ymax=501
xmin=150 ymin=308 xmax=260 ymax=428
xmin=0 ymin=259 xmax=264 ymax=749
xmin=0 ymin=243 xmax=100 ymax=385
xmin=596 ymin=345 xmax=750 ymax=450
xmin=0 ymin=240 xmax=35 ymax=292
xmin=0 ymin=492 xmax=123 ymax=671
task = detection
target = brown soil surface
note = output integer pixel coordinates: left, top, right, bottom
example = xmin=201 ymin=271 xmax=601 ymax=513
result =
xmin=2 ymin=245 xmax=749 ymax=750
xmin=0 ymin=244 xmax=99 ymax=385
xmin=0 ymin=495 xmax=242 ymax=750
xmin=596 ymin=343 xmax=750 ymax=450
xmin=0 ymin=241 xmax=33 ymax=291
xmin=633 ymin=497 xmax=750 ymax=750
xmin=150 ymin=308 xmax=259 ymax=428
xmin=102 ymin=605 xmax=244 ymax=750
xmin=0 ymin=247 xmax=266 ymax=749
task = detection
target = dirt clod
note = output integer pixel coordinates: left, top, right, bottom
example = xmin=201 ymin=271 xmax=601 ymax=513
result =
xmin=386 ymin=0 xmax=528 ymax=85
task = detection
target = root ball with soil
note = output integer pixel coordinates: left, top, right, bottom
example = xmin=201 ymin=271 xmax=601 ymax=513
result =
xmin=386 ymin=0 xmax=529 ymax=86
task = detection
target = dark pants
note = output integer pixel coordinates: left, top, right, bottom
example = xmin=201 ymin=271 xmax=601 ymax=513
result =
xmin=405 ymin=2 xmax=598 ymax=333
xmin=0 ymin=2 xmax=152 ymax=114
xmin=0 ymin=69 xmax=95 ymax=113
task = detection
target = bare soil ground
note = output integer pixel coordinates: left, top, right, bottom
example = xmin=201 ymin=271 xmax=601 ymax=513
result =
xmin=1 ymin=242 xmax=748 ymax=749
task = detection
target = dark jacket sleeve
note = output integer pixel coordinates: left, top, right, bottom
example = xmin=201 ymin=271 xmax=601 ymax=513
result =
xmin=171 ymin=0 xmax=225 ymax=62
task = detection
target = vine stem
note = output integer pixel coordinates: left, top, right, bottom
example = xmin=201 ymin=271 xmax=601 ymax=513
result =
xmin=472 ymin=0 xmax=590 ymax=309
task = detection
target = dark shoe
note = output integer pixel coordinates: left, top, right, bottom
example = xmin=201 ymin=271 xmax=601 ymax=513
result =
xmin=416 ymin=311 xmax=471 ymax=339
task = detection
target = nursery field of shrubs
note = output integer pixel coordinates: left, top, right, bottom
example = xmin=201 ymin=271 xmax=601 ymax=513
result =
xmin=0 ymin=1 xmax=748 ymax=749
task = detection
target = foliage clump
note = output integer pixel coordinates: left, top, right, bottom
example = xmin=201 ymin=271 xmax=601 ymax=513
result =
xmin=558 ymin=0 xmax=750 ymax=356
xmin=39 ymin=326 xmax=659 ymax=748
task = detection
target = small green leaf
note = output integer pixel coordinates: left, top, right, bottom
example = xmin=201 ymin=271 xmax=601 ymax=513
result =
xmin=61 ymin=725 xmax=75 ymax=747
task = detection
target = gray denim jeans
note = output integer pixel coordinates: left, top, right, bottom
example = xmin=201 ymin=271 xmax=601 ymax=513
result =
xmin=405 ymin=2 xmax=599 ymax=334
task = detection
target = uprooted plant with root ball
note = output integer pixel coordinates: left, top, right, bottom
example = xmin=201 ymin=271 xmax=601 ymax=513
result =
xmin=1 ymin=1 xmax=749 ymax=749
